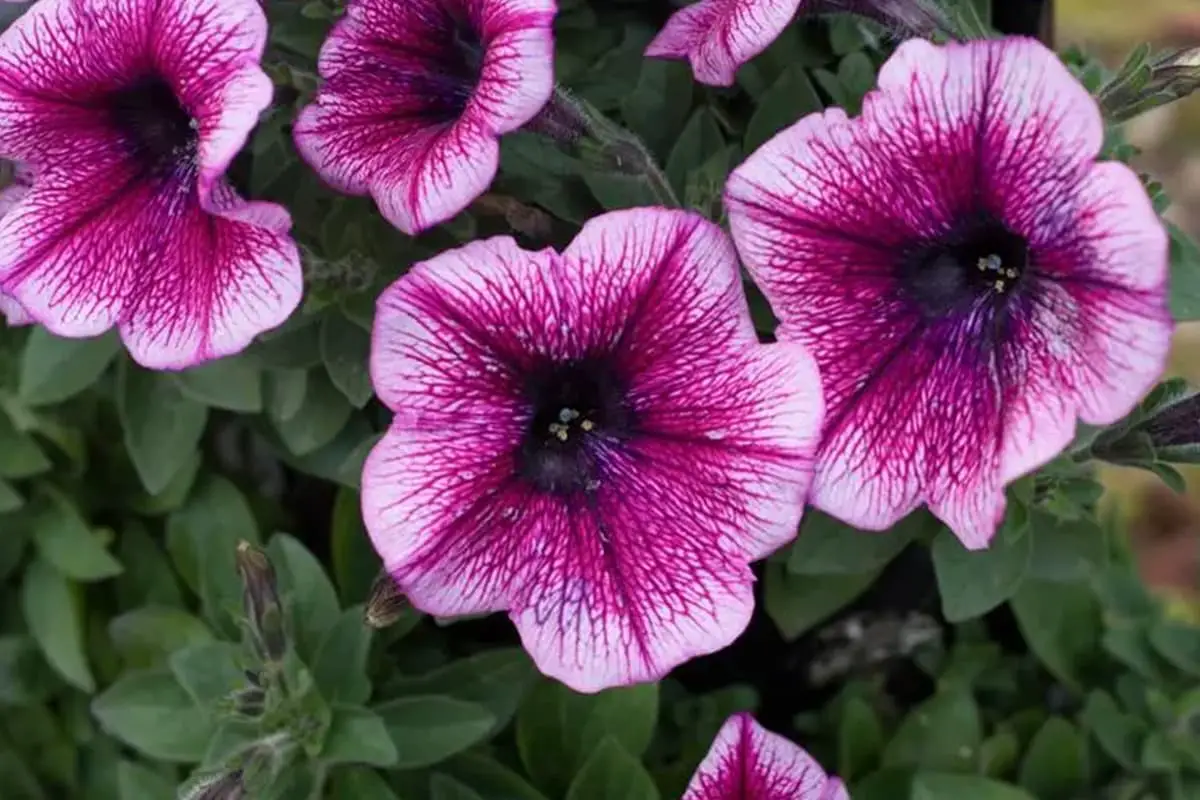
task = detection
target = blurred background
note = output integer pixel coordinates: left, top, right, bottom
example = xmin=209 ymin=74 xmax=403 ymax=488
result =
xmin=1057 ymin=0 xmax=1200 ymax=612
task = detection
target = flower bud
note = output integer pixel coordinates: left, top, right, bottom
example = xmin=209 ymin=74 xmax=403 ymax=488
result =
xmin=365 ymin=570 xmax=410 ymax=629
xmin=182 ymin=770 xmax=245 ymax=800
xmin=235 ymin=541 xmax=287 ymax=662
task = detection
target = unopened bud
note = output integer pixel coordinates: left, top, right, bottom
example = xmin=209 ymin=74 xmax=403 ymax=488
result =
xmin=807 ymin=0 xmax=957 ymax=39
xmin=1101 ymin=46 xmax=1200 ymax=123
xmin=1140 ymin=392 xmax=1200 ymax=460
xmin=182 ymin=770 xmax=245 ymax=800
xmin=230 ymin=685 xmax=267 ymax=718
xmin=365 ymin=571 xmax=410 ymax=629
xmin=235 ymin=541 xmax=287 ymax=662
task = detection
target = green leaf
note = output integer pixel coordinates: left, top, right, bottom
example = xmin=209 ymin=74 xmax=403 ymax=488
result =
xmin=168 ymin=641 xmax=243 ymax=707
xmin=1024 ymin=511 xmax=1107 ymax=583
xmin=0 ymin=748 xmax=47 ymax=800
xmin=267 ymin=533 xmax=341 ymax=661
xmin=328 ymin=767 xmax=400 ymax=800
xmin=911 ymin=773 xmax=1035 ymax=800
xmin=744 ymin=64 xmax=823 ymax=152
xmin=788 ymin=509 xmax=928 ymax=575
xmin=31 ymin=489 xmax=122 ymax=581
xmin=763 ymin=559 xmax=878 ymax=640
xmin=977 ymin=731 xmax=1020 ymax=778
xmin=582 ymin=171 xmax=661 ymax=210
xmin=266 ymin=368 xmax=308 ymax=422
xmin=882 ymin=690 xmax=982 ymax=772
xmin=1017 ymin=717 xmax=1086 ymax=799
xmin=173 ymin=356 xmax=263 ymax=412
xmin=430 ymin=774 xmax=485 ymax=800
xmin=621 ymin=60 xmax=692 ymax=159
xmin=19 ymin=329 xmax=120 ymax=407
xmin=91 ymin=668 xmax=214 ymax=762
xmin=932 ymin=507 xmax=1031 ymax=622
xmin=1079 ymin=691 xmax=1146 ymax=769
xmin=166 ymin=476 xmax=260 ymax=637
xmin=387 ymin=649 xmax=536 ymax=736
xmin=564 ymin=738 xmax=659 ymax=800
xmin=311 ymin=607 xmax=374 ymax=706
xmin=0 ymin=410 xmax=50 ymax=478
xmin=251 ymin=317 xmax=324 ymax=369
xmin=21 ymin=557 xmax=94 ymax=692
xmin=0 ymin=635 xmax=54 ymax=705
xmin=374 ymin=696 xmax=495 ymax=769
xmin=108 ymin=607 xmax=213 ymax=669
xmin=321 ymin=706 xmax=399 ymax=767
xmin=320 ymin=313 xmax=373 ymax=408
xmin=1009 ymin=579 xmax=1100 ymax=691
xmin=113 ymin=521 xmax=183 ymax=609
xmin=128 ymin=452 xmax=201 ymax=516
xmin=271 ymin=368 xmax=353 ymax=456
xmin=1150 ymin=620 xmax=1200 ymax=677
xmin=517 ymin=680 xmax=659 ymax=797
xmin=115 ymin=760 xmax=176 ymax=800
xmin=116 ymin=361 xmax=209 ymax=495
xmin=838 ymin=696 xmax=885 ymax=780
xmin=1169 ymin=222 xmax=1200 ymax=321
xmin=836 ymin=52 xmax=876 ymax=114
xmin=664 ymin=108 xmax=724 ymax=197
xmin=0 ymin=477 xmax=23 ymax=512
xmin=443 ymin=753 xmax=550 ymax=800
xmin=330 ymin=487 xmax=382 ymax=606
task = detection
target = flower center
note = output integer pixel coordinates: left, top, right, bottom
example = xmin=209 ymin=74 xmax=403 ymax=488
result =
xmin=898 ymin=215 xmax=1030 ymax=316
xmin=517 ymin=360 xmax=633 ymax=495
xmin=107 ymin=77 xmax=198 ymax=181
xmin=393 ymin=10 xmax=485 ymax=123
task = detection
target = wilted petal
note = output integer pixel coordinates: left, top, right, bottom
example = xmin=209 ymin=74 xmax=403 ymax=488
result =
xmin=727 ymin=37 xmax=1170 ymax=549
xmin=363 ymin=208 xmax=821 ymax=691
xmin=0 ymin=0 xmax=301 ymax=368
xmin=684 ymin=713 xmax=847 ymax=799
xmin=294 ymin=0 xmax=556 ymax=235
xmin=645 ymin=0 xmax=805 ymax=87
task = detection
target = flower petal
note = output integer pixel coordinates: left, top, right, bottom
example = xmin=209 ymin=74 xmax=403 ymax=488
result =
xmin=0 ymin=156 xmax=301 ymax=369
xmin=293 ymin=0 xmax=555 ymax=235
xmin=363 ymin=208 xmax=821 ymax=690
xmin=684 ymin=713 xmax=841 ymax=799
xmin=645 ymin=0 xmax=804 ymax=86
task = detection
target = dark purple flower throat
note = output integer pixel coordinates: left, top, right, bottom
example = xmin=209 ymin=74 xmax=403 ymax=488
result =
xmin=518 ymin=358 xmax=634 ymax=495
xmin=107 ymin=77 xmax=198 ymax=182
xmin=899 ymin=213 xmax=1030 ymax=317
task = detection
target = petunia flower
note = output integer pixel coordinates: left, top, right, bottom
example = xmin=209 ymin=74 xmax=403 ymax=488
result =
xmin=0 ymin=163 xmax=30 ymax=326
xmin=684 ymin=713 xmax=848 ymax=799
xmin=293 ymin=0 xmax=555 ymax=236
xmin=361 ymin=207 xmax=823 ymax=692
xmin=645 ymin=0 xmax=949 ymax=87
xmin=726 ymin=37 xmax=1172 ymax=549
xmin=0 ymin=0 xmax=302 ymax=369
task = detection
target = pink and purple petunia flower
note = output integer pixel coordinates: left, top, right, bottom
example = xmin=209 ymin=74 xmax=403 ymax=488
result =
xmin=293 ymin=0 xmax=555 ymax=236
xmin=360 ymin=207 xmax=823 ymax=692
xmin=0 ymin=0 xmax=302 ymax=369
xmin=726 ymin=37 xmax=1172 ymax=549
xmin=684 ymin=713 xmax=848 ymax=799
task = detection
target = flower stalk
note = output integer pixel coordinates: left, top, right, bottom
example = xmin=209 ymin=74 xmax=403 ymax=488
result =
xmin=529 ymin=87 xmax=681 ymax=208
